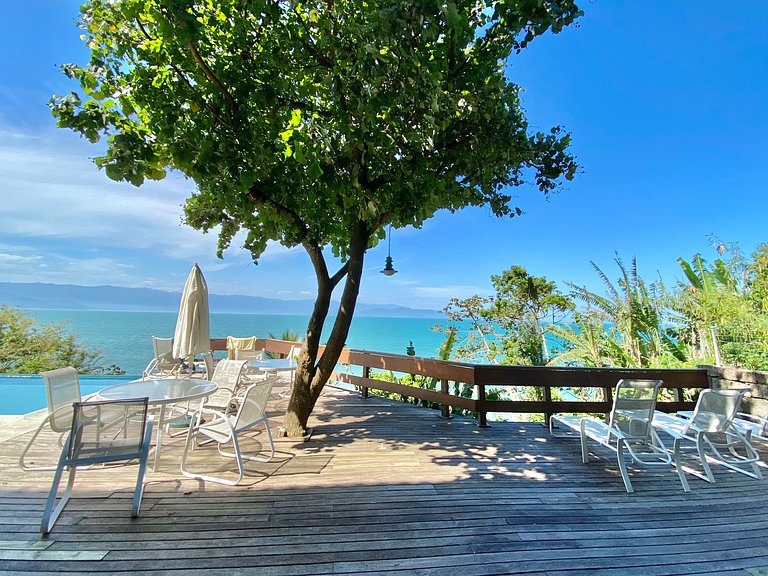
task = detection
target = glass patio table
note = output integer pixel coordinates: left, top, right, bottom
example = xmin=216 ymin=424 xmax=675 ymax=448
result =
xmin=248 ymin=358 xmax=297 ymax=373
xmin=97 ymin=378 xmax=217 ymax=472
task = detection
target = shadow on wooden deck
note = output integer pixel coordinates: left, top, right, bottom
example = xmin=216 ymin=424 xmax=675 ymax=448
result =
xmin=1 ymin=383 xmax=768 ymax=575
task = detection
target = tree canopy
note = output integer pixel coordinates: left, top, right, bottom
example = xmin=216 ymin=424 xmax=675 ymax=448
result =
xmin=0 ymin=306 xmax=123 ymax=375
xmin=52 ymin=0 xmax=582 ymax=435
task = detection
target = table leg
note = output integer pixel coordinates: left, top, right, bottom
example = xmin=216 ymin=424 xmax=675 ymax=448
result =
xmin=153 ymin=404 xmax=167 ymax=472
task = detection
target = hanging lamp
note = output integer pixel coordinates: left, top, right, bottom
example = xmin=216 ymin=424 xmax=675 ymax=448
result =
xmin=381 ymin=225 xmax=397 ymax=276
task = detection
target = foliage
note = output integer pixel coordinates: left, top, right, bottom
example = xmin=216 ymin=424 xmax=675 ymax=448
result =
xmin=746 ymin=243 xmax=768 ymax=313
xmin=673 ymin=244 xmax=768 ymax=369
xmin=439 ymin=295 xmax=498 ymax=363
xmin=266 ymin=328 xmax=303 ymax=359
xmin=558 ymin=255 xmax=686 ymax=368
xmin=0 ymin=306 xmax=124 ymax=375
xmin=440 ymin=266 xmax=573 ymax=366
xmin=52 ymin=0 xmax=581 ymax=436
xmin=487 ymin=265 xmax=574 ymax=365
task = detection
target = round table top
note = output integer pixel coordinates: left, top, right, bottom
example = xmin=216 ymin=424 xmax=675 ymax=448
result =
xmin=248 ymin=358 xmax=297 ymax=371
xmin=97 ymin=378 xmax=217 ymax=406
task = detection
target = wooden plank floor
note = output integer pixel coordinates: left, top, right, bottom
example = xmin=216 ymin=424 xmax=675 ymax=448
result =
xmin=1 ymin=381 xmax=768 ymax=575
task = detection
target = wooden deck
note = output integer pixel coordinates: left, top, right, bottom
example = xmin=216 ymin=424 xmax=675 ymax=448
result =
xmin=2 ymin=381 xmax=768 ymax=575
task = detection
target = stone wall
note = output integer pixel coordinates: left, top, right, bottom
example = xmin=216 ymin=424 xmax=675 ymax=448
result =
xmin=701 ymin=364 xmax=768 ymax=419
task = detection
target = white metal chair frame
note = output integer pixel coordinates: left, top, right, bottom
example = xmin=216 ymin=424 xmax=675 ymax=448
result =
xmin=180 ymin=377 xmax=278 ymax=485
xmin=554 ymin=379 xmax=689 ymax=493
xmin=20 ymin=367 xmax=82 ymax=471
xmin=41 ymin=397 xmax=154 ymax=534
xmin=653 ymin=388 xmax=762 ymax=483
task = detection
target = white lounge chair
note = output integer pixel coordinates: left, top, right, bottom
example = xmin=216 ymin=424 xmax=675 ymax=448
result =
xmin=180 ymin=376 xmax=278 ymax=485
xmin=142 ymin=336 xmax=183 ymax=379
xmin=20 ymin=367 xmax=83 ymax=471
xmin=41 ymin=398 xmax=154 ymax=534
xmin=553 ymin=379 xmax=689 ymax=493
xmin=653 ymin=388 xmax=762 ymax=482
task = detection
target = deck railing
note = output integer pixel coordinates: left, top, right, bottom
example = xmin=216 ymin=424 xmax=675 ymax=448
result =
xmin=211 ymin=338 xmax=711 ymax=425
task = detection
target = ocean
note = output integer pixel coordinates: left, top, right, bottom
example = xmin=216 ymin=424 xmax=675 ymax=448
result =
xmin=25 ymin=309 xmax=450 ymax=376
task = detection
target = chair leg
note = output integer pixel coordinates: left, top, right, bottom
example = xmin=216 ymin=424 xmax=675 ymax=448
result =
xmin=580 ymin=426 xmax=589 ymax=464
xmin=671 ymin=437 xmax=691 ymax=493
xmin=616 ymin=439 xmax=634 ymax=493
xmin=41 ymin=461 xmax=76 ymax=535
xmin=131 ymin=420 xmax=153 ymax=517
xmin=696 ymin=433 xmax=716 ymax=483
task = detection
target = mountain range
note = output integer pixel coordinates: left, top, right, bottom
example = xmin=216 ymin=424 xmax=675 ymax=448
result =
xmin=0 ymin=282 xmax=440 ymax=318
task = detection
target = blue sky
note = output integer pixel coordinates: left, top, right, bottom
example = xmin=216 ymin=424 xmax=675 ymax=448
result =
xmin=1 ymin=2 xmax=766 ymax=311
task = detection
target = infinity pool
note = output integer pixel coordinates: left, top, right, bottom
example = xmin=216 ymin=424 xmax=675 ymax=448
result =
xmin=0 ymin=375 xmax=139 ymax=415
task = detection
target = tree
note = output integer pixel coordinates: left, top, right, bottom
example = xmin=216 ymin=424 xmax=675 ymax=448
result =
xmin=0 ymin=306 xmax=122 ymax=374
xmin=52 ymin=0 xmax=581 ymax=436
xmin=488 ymin=265 xmax=573 ymax=365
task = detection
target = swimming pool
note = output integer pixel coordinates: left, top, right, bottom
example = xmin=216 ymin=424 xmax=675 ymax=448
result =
xmin=0 ymin=374 xmax=139 ymax=415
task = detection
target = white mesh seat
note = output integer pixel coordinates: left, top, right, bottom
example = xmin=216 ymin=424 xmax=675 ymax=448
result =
xmin=180 ymin=376 xmax=278 ymax=485
xmin=555 ymin=379 xmax=689 ymax=493
xmin=653 ymin=388 xmax=762 ymax=482
xmin=20 ymin=367 xmax=83 ymax=471
xmin=41 ymin=398 xmax=154 ymax=534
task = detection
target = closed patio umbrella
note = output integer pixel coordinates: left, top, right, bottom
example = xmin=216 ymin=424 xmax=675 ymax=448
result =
xmin=173 ymin=263 xmax=210 ymax=369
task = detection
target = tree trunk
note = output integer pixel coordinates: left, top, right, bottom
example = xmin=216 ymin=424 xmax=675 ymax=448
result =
xmin=282 ymin=221 xmax=369 ymax=437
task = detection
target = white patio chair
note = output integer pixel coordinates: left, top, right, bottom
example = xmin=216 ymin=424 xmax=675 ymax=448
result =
xmin=142 ymin=336 xmax=183 ymax=379
xmin=20 ymin=367 xmax=83 ymax=471
xmin=226 ymin=336 xmax=257 ymax=360
xmin=558 ymin=379 xmax=689 ymax=493
xmin=732 ymin=411 xmax=768 ymax=442
xmin=653 ymin=388 xmax=762 ymax=482
xmin=165 ymin=359 xmax=249 ymax=437
xmin=180 ymin=376 xmax=278 ymax=485
xmin=41 ymin=397 xmax=154 ymax=534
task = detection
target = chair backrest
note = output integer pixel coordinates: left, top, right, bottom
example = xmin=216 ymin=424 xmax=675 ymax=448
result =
xmin=226 ymin=336 xmax=257 ymax=359
xmin=235 ymin=377 xmax=277 ymax=428
xmin=41 ymin=367 xmax=82 ymax=433
xmin=207 ymin=359 xmax=248 ymax=407
xmin=690 ymin=388 xmax=747 ymax=433
xmin=287 ymin=345 xmax=300 ymax=360
xmin=67 ymin=398 xmax=150 ymax=465
xmin=607 ymin=379 xmax=664 ymax=440
xmin=234 ymin=348 xmax=264 ymax=361
xmin=152 ymin=336 xmax=181 ymax=372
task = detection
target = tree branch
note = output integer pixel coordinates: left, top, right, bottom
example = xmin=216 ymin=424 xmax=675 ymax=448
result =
xmin=186 ymin=39 xmax=239 ymax=112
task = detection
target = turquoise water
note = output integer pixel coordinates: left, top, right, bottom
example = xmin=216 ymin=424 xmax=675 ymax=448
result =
xmin=25 ymin=309 xmax=449 ymax=377
xmin=0 ymin=374 xmax=135 ymax=415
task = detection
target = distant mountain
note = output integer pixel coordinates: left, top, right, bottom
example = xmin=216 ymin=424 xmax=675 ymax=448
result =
xmin=0 ymin=282 xmax=440 ymax=318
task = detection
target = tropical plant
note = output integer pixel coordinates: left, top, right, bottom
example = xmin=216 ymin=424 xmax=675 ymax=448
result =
xmin=558 ymin=255 xmax=685 ymax=368
xmin=0 ymin=306 xmax=123 ymax=374
xmin=52 ymin=0 xmax=581 ymax=436
xmin=266 ymin=328 xmax=303 ymax=359
xmin=547 ymin=312 xmax=628 ymax=367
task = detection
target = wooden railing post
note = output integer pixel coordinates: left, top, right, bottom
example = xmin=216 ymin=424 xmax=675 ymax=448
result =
xmin=440 ymin=379 xmax=451 ymax=419
xmin=543 ymin=383 xmax=553 ymax=426
xmin=361 ymin=366 xmax=370 ymax=399
xmin=477 ymin=384 xmax=488 ymax=427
